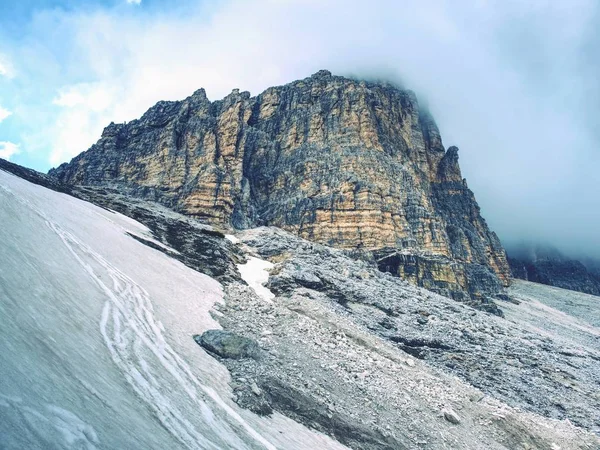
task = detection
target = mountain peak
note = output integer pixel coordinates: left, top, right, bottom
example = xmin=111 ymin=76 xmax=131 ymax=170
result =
xmin=310 ymin=69 xmax=333 ymax=79
xmin=49 ymin=72 xmax=510 ymax=305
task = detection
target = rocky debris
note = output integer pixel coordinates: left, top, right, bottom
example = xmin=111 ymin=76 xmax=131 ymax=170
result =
xmin=250 ymin=381 xmax=262 ymax=395
xmin=231 ymin=227 xmax=600 ymax=436
xmin=509 ymin=279 xmax=600 ymax=330
xmin=374 ymin=249 xmax=505 ymax=315
xmin=231 ymin=378 xmax=273 ymax=416
xmin=49 ymin=70 xmax=510 ymax=304
xmin=206 ymin=258 xmax=598 ymax=449
xmin=508 ymin=244 xmax=600 ymax=296
xmin=194 ymin=330 xmax=261 ymax=360
xmin=259 ymin=375 xmax=403 ymax=450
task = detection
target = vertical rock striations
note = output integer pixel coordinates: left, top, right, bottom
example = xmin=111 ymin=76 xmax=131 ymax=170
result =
xmin=49 ymin=70 xmax=510 ymax=304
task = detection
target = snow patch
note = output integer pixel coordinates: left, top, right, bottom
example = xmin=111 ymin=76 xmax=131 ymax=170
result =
xmin=225 ymin=234 xmax=240 ymax=244
xmin=48 ymin=219 xmax=274 ymax=450
xmin=238 ymin=256 xmax=275 ymax=303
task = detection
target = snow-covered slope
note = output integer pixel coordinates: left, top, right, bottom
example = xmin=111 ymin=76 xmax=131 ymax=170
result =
xmin=0 ymin=169 xmax=346 ymax=450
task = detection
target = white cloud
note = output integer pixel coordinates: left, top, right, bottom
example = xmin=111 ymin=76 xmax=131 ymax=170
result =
xmin=0 ymin=55 xmax=15 ymax=78
xmin=53 ymin=89 xmax=86 ymax=108
xmin=10 ymin=0 xmax=600 ymax=255
xmin=50 ymin=82 xmax=119 ymax=164
xmin=53 ymin=83 xmax=117 ymax=111
xmin=0 ymin=141 xmax=20 ymax=160
xmin=0 ymin=106 xmax=12 ymax=123
xmin=126 ymin=0 xmax=141 ymax=4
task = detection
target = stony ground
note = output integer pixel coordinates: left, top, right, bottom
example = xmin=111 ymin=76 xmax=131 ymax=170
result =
xmin=203 ymin=227 xmax=600 ymax=450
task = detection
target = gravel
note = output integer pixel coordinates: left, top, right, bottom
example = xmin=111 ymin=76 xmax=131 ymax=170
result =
xmin=201 ymin=226 xmax=600 ymax=450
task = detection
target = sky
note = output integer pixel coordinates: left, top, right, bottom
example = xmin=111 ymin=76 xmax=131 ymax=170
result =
xmin=0 ymin=0 xmax=598 ymax=257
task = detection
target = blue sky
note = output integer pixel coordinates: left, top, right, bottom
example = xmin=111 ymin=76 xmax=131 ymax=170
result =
xmin=0 ymin=0 xmax=599 ymax=255
xmin=0 ymin=0 xmax=213 ymax=170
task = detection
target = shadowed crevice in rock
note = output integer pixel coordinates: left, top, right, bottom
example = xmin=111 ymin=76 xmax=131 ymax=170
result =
xmin=389 ymin=336 xmax=455 ymax=359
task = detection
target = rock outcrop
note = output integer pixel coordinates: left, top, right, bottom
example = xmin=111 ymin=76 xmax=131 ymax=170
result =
xmin=194 ymin=330 xmax=261 ymax=360
xmin=49 ymin=70 xmax=510 ymax=302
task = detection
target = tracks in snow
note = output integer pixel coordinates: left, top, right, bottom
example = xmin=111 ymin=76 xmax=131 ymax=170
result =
xmin=0 ymin=183 xmax=276 ymax=450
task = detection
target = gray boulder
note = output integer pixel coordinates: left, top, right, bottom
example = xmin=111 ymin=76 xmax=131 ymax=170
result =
xmin=194 ymin=330 xmax=260 ymax=360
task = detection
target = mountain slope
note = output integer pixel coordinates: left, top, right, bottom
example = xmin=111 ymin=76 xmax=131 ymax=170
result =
xmin=49 ymin=70 xmax=509 ymax=305
xmin=1 ymin=165 xmax=599 ymax=449
xmin=0 ymin=168 xmax=346 ymax=450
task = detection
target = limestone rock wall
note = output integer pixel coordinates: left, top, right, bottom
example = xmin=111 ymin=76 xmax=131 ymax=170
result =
xmin=50 ymin=70 xmax=510 ymax=300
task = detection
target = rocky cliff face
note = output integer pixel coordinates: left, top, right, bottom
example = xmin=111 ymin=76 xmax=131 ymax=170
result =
xmin=49 ymin=70 xmax=510 ymax=303
xmin=508 ymin=245 xmax=600 ymax=296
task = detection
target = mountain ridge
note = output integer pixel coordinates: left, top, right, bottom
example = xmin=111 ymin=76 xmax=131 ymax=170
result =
xmin=49 ymin=70 xmax=510 ymax=307
xmin=508 ymin=243 xmax=600 ymax=296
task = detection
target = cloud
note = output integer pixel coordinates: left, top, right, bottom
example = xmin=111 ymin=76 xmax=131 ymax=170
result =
xmin=7 ymin=0 xmax=600 ymax=257
xmin=0 ymin=141 xmax=20 ymax=160
xmin=126 ymin=0 xmax=141 ymax=4
xmin=50 ymin=82 xmax=119 ymax=165
xmin=0 ymin=106 xmax=11 ymax=123
xmin=0 ymin=55 xmax=14 ymax=78
xmin=53 ymin=83 xmax=117 ymax=111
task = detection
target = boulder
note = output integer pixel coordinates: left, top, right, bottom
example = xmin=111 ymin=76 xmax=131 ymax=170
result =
xmin=194 ymin=330 xmax=260 ymax=360
xmin=442 ymin=408 xmax=461 ymax=425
